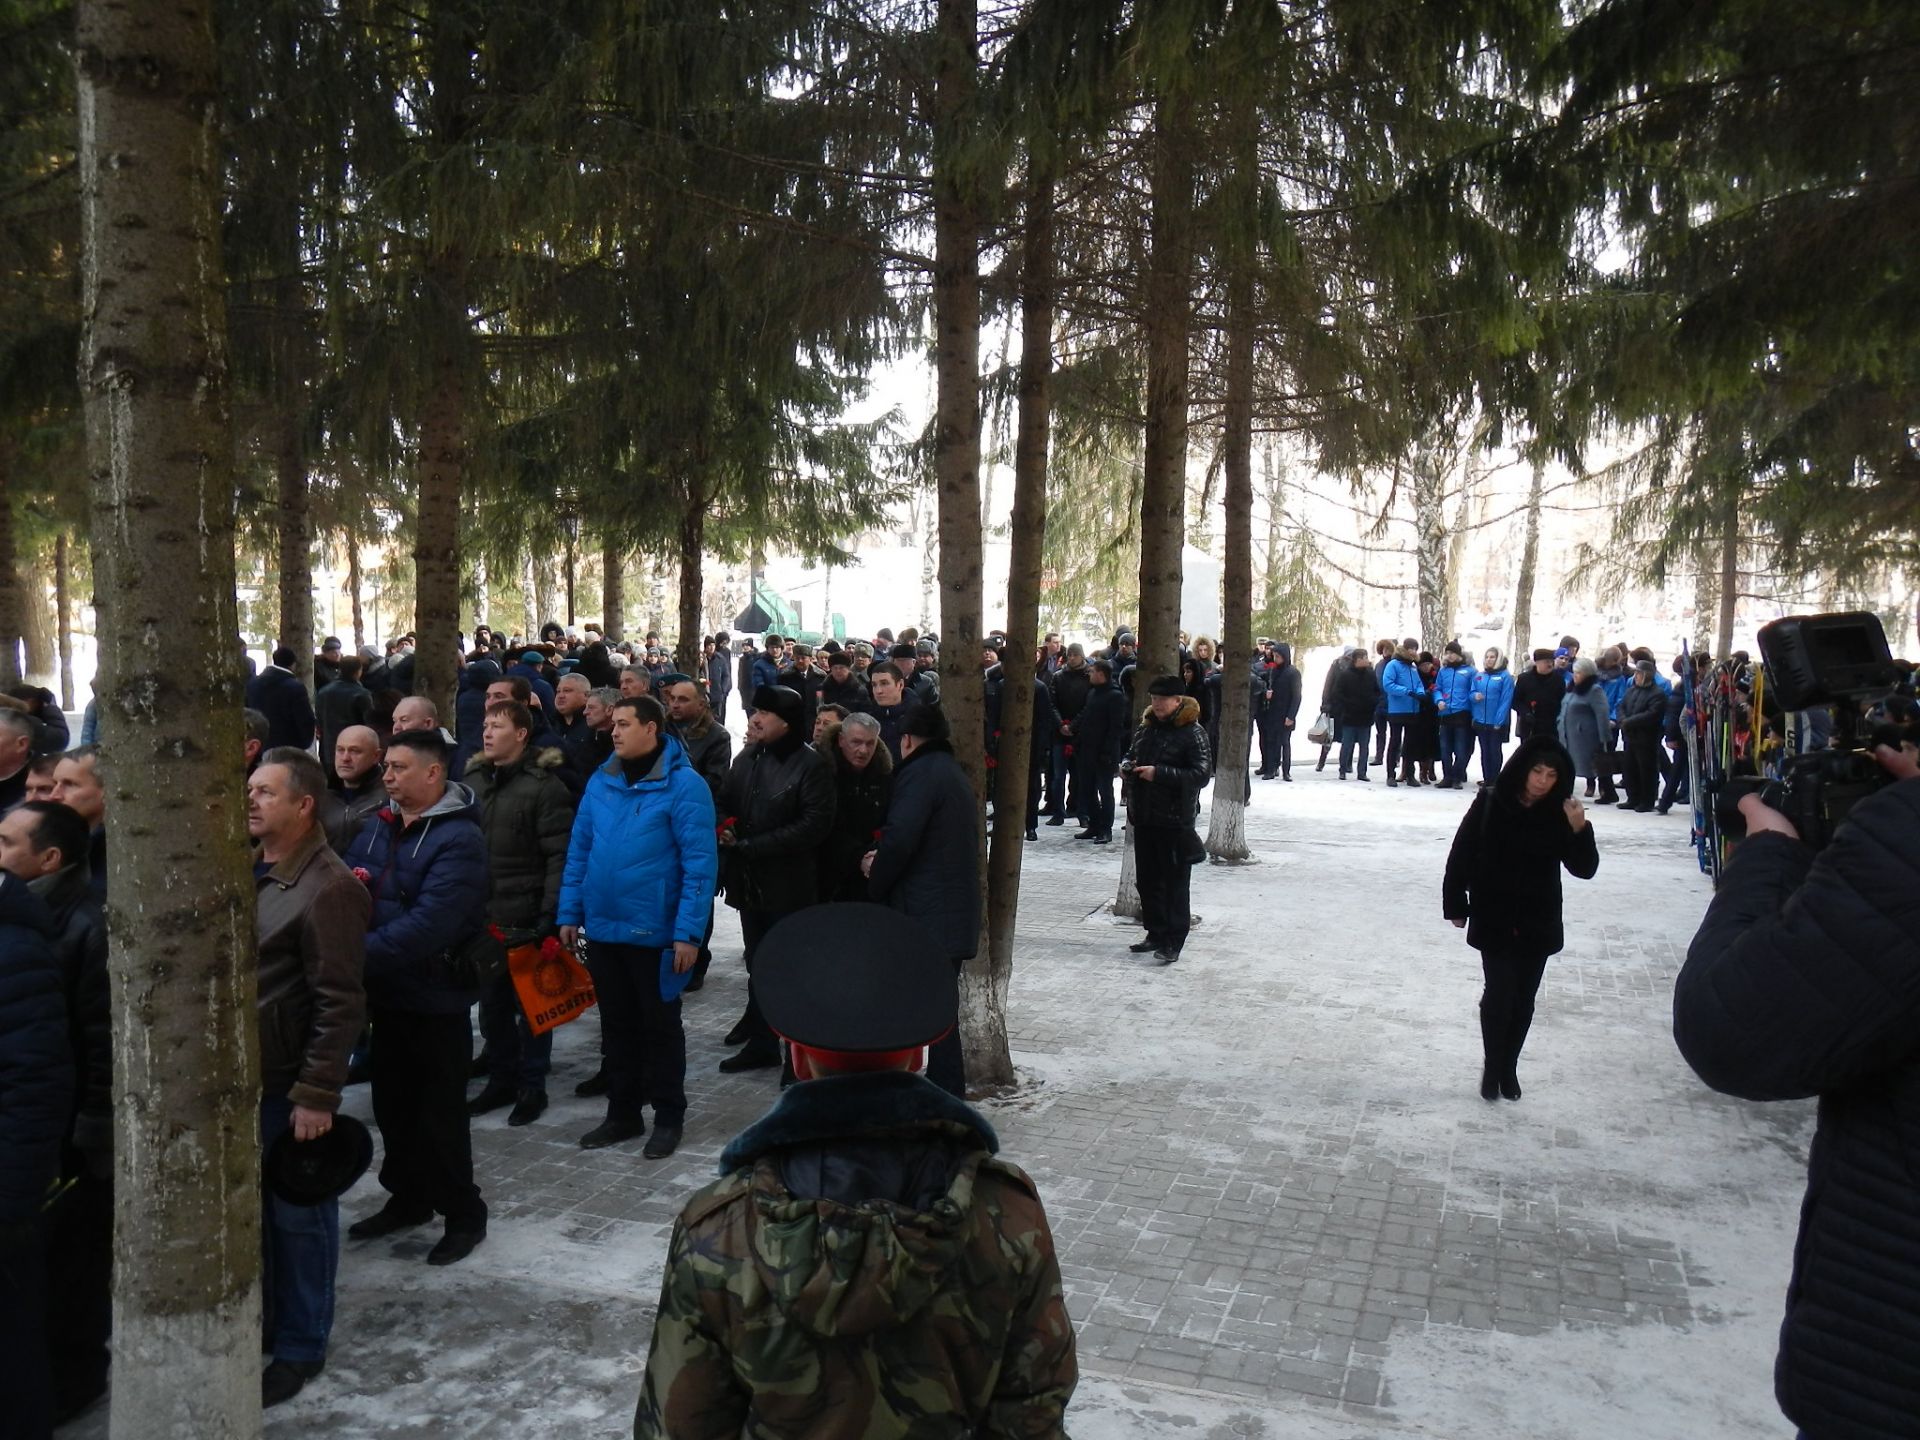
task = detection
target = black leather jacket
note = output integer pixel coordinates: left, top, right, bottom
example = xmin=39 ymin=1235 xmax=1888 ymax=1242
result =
xmin=1123 ymin=697 xmax=1212 ymax=828
xmin=718 ymin=734 xmax=836 ymax=912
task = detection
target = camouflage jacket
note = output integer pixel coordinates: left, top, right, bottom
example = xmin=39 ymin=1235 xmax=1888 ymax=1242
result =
xmin=634 ymin=1070 xmax=1077 ymax=1438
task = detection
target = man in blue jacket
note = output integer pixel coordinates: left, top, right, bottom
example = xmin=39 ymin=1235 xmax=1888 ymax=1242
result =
xmin=341 ymin=728 xmax=492 ymax=1266
xmin=1380 ymin=639 xmax=1426 ymax=787
xmin=558 ymin=694 xmax=717 ymax=1159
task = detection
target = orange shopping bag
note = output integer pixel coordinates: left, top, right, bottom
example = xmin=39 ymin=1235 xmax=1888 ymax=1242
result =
xmin=509 ymin=936 xmax=598 ymax=1035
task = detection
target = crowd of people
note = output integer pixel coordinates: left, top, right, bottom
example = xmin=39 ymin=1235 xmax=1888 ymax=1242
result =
xmin=12 ymin=609 xmax=1904 ymax=1440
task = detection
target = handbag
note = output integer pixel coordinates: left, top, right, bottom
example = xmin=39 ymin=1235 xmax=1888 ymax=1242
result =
xmin=442 ymin=923 xmax=510 ymax=991
xmin=1307 ymin=712 xmax=1333 ymax=745
xmin=509 ymin=936 xmax=597 ymax=1035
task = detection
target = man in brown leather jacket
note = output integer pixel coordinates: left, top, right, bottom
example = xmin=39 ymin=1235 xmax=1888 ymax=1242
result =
xmin=249 ymin=746 xmax=370 ymax=1408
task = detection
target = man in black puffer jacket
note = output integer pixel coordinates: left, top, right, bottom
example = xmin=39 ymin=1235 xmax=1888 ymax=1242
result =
xmin=1123 ymin=676 xmax=1211 ymax=965
xmin=717 ymin=686 xmax=835 ymax=1073
xmin=1674 ymin=753 xmax=1920 ymax=1440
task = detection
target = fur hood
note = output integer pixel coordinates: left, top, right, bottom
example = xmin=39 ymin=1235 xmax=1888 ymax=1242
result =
xmin=464 ymin=744 xmax=566 ymax=779
xmin=1139 ymin=695 xmax=1202 ymax=728
xmin=1492 ymin=734 xmax=1578 ymax=812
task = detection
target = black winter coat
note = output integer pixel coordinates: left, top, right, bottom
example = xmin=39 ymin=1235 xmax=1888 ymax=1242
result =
xmin=820 ymin=739 xmax=892 ymax=902
xmin=463 ymin=747 xmax=577 ymax=933
xmin=314 ymin=679 xmax=374 ymax=767
xmin=1071 ymin=681 xmax=1129 ymax=779
xmin=245 ymin=665 xmax=317 ymax=752
xmin=866 ymin=741 xmax=979 ymax=962
xmin=1511 ymin=667 xmax=1566 ymax=741
xmin=1051 ymin=665 xmax=1093 ymax=725
xmin=674 ymin=718 xmax=734 ymax=806
xmin=34 ymin=864 xmax=109 ymax=1171
xmin=1675 ymin=779 xmax=1920 ymax=1440
xmin=1616 ymin=678 xmax=1665 ymax=735
xmin=1334 ymin=664 xmax=1382 ymax=730
xmin=1123 ymin=697 xmax=1211 ymax=829
xmin=819 ymin=673 xmax=870 ymax=715
xmin=719 ymin=734 xmax=836 ymax=913
xmin=0 ymin=873 xmax=69 ymax=1224
xmin=1442 ymin=736 xmax=1598 ymax=955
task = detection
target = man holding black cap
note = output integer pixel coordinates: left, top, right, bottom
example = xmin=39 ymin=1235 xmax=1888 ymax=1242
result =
xmin=633 ymin=902 xmax=1078 ymax=1438
xmin=248 ymin=747 xmax=370 ymax=1406
xmin=716 ymin=685 xmax=835 ymax=1072
xmin=1124 ymin=676 xmax=1212 ymax=963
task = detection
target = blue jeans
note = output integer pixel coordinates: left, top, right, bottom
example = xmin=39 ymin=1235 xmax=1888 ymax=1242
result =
xmin=1475 ymin=726 xmax=1505 ymax=785
xmin=1338 ymin=725 xmax=1370 ymax=777
xmin=1048 ymin=738 xmax=1073 ymax=815
xmin=480 ymin=970 xmax=553 ymax=1089
xmin=260 ymin=1095 xmax=340 ymax=1364
xmin=1440 ymin=724 xmax=1474 ymax=784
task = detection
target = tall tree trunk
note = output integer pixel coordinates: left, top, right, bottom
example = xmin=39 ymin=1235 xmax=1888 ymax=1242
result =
xmin=1207 ymin=162 xmax=1256 ymax=863
xmin=409 ymin=11 xmax=474 ymax=715
xmin=1715 ymin=494 xmax=1739 ymax=658
xmin=0 ymin=440 xmax=21 ymax=685
xmin=346 ymin=524 xmax=365 ymax=651
xmin=602 ymin=533 xmax=625 ymax=640
xmin=1114 ymin=820 xmax=1141 ymax=918
xmin=1442 ymin=456 xmax=1478 ymax=643
xmin=1510 ymin=458 xmax=1544 ymax=657
xmin=1412 ymin=448 xmax=1449 ymax=646
xmin=933 ymin=0 xmax=990 ymax=1096
xmin=56 ymin=531 xmax=75 ymax=711
xmin=931 ymin=0 xmax=985 ymax=800
xmin=275 ymin=415 xmax=313 ymax=688
xmin=274 ymin=270 xmax=314 ymax=688
xmin=1137 ymin=92 xmax=1195 ymax=682
xmin=979 ymin=173 xmax=1053 ymax=1094
xmin=412 ymin=332 xmax=464 ymax=709
xmin=919 ymin=500 xmax=937 ymax=629
xmin=22 ymin=550 xmax=54 ymax=686
xmin=77 ymin=0 xmax=262 ymax=1430
xmin=469 ymin=515 xmax=489 ymax=630
xmin=676 ymin=491 xmax=706 ymax=675
xmin=520 ymin=544 xmax=538 ymax=641
xmin=648 ymin=559 xmax=669 ymax=642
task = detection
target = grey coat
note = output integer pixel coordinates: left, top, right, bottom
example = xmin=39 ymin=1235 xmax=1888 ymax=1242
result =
xmin=1557 ymin=679 xmax=1612 ymax=779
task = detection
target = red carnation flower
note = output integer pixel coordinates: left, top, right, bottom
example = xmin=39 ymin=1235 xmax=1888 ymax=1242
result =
xmin=350 ymin=867 xmax=372 ymax=885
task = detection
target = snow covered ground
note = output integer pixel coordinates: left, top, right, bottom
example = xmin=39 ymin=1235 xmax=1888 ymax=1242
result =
xmin=64 ymin=750 xmax=1815 ymax=1439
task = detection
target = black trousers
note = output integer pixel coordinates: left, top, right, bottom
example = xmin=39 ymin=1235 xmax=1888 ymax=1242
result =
xmin=589 ymin=941 xmax=687 ymax=1125
xmin=1077 ymin=762 xmax=1115 ymax=836
xmin=1479 ymin=949 xmax=1550 ymax=1080
xmin=1623 ymin=730 xmax=1661 ymax=809
xmin=1658 ymin=740 xmax=1689 ymax=810
xmin=1386 ymin=716 xmax=1416 ymax=780
xmin=1134 ymin=824 xmax=1193 ymax=953
xmin=1256 ymin=714 xmax=1292 ymax=776
xmin=735 ymin=908 xmax=794 ymax=1058
xmin=1 ymin=1216 xmax=52 ymax=1439
xmin=926 ymin=957 xmax=967 ymax=1099
xmin=369 ymin=1006 xmax=485 ymax=1229
xmin=45 ymin=1162 xmax=112 ymax=1414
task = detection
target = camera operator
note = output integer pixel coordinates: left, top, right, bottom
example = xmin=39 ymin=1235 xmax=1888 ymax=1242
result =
xmin=1673 ymin=739 xmax=1920 ymax=1440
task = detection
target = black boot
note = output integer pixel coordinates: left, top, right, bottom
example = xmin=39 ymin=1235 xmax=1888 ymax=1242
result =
xmin=263 ymin=1358 xmax=324 ymax=1408
xmin=723 ymin=1014 xmax=752 ymax=1047
xmin=1480 ymin=1065 xmax=1500 ymax=1102
xmin=1499 ymin=1072 xmax=1523 ymax=1101
xmin=573 ymin=1067 xmax=609 ymax=1098
xmin=466 ymin=1082 xmax=517 ymax=1116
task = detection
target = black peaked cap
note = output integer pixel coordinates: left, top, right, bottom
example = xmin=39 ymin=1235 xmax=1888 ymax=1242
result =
xmin=757 ymin=903 xmax=958 ymax=1051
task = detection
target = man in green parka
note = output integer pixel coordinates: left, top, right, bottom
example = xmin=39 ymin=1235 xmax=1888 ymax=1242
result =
xmin=634 ymin=902 xmax=1078 ymax=1438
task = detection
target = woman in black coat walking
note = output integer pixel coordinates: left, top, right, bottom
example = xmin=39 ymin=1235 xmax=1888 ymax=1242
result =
xmin=1442 ymin=736 xmax=1599 ymax=1100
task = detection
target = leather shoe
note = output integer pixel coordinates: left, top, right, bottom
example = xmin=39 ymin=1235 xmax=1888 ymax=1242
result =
xmin=718 ymin=1048 xmax=781 ymax=1074
xmin=573 ymin=1068 xmax=609 ymax=1098
xmin=1128 ymin=939 xmax=1159 ymax=953
xmin=723 ymin=1017 xmax=752 ymax=1047
xmin=347 ymin=1202 xmax=432 ymax=1240
xmin=1045 ymin=815 xmax=1066 ymax=827
xmin=466 ymin=1083 xmax=516 ymax=1117
xmin=1480 ymin=1066 xmax=1500 ymax=1102
xmin=1154 ymin=947 xmax=1180 ymax=964
xmin=506 ymin=1089 xmax=547 ymax=1127
xmin=1024 ymin=828 xmax=1039 ymax=841
xmin=1072 ymin=829 xmax=1097 ymax=840
xmin=262 ymin=1358 xmax=323 ymax=1408
xmin=579 ymin=1117 xmax=645 ymax=1150
xmin=1092 ymin=833 xmax=1111 ymax=844
xmin=1499 ymin=1074 xmax=1523 ymax=1101
xmin=643 ymin=1124 xmax=682 ymax=1159
xmin=426 ymin=1225 xmax=486 ymax=1266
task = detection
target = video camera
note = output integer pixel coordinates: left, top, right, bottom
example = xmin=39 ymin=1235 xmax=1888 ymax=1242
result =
xmin=1716 ymin=612 xmax=1909 ymax=851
